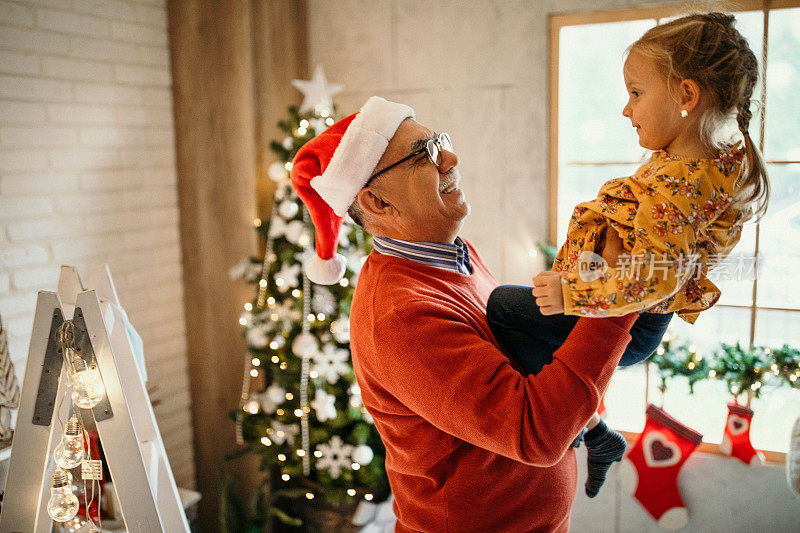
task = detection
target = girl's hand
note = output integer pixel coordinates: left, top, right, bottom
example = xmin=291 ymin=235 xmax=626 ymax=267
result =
xmin=532 ymin=271 xmax=565 ymax=315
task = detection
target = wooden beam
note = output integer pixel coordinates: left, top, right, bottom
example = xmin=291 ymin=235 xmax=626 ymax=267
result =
xmin=167 ymin=1 xmax=259 ymax=529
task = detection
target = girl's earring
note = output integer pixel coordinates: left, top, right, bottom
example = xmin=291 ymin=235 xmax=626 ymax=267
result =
xmin=680 ymin=109 xmax=688 ymax=118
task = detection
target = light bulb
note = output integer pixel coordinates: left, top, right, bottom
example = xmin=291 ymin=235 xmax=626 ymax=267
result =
xmin=48 ymin=469 xmax=79 ymax=522
xmin=71 ymin=358 xmax=104 ymax=409
xmin=54 ymin=415 xmax=84 ymax=469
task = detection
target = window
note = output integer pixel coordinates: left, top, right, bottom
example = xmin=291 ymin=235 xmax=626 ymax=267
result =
xmin=549 ymin=1 xmax=800 ymax=456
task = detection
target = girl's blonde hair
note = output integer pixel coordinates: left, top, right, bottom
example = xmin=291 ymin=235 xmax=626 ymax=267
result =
xmin=630 ymin=12 xmax=769 ymax=219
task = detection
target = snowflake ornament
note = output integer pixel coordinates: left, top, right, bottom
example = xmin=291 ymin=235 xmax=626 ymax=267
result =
xmin=246 ymin=325 xmax=269 ymax=349
xmin=309 ymin=117 xmax=328 ymax=135
xmin=312 ymin=344 xmax=351 ymax=384
xmin=312 ymin=287 xmax=336 ymax=315
xmin=268 ymin=161 xmax=289 ymax=183
xmin=311 ymin=388 xmax=337 ymax=422
xmin=292 ymin=332 xmax=319 ymax=359
xmin=229 ymin=258 xmax=262 ymax=282
xmin=271 ymin=300 xmax=300 ymax=332
xmin=331 ymin=317 xmax=350 ymax=343
xmin=291 ymin=65 xmax=343 ymax=115
xmin=271 ymin=421 xmax=299 ymax=446
xmin=315 ymin=435 xmax=353 ymax=479
xmin=275 ymin=263 xmax=301 ymax=292
xmin=278 ymin=200 xmax=299 ymax=219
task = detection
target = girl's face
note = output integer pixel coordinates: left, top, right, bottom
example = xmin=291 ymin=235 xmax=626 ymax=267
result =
xmin=621 ymin=51 xmax=684 ymax=152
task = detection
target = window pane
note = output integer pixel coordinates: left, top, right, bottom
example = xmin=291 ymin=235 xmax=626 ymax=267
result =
xmin=755 ymin=164 xmax=800 ymax=309
xmin=764 ymin=8 xmax=800 ymax=160
xmin=754 ymin=308 xmax=800 ymax=346
xmin=556 ymin=163 xmax=640 ymax=243
xmin=712 ymin=220 xmax=757 ymax=307
xmin=558 ymin=20 xmax=654 ymax=164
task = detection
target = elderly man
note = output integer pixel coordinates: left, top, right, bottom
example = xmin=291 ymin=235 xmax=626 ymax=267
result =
xmin=291 ymin=96 xmax=636 ymax=532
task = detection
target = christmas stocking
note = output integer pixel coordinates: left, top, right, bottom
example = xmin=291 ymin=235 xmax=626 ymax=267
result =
xmin=618 ymin=404 xmax=702 ymax=530
xmin=719 ymin=402 xmax=764 ymax=465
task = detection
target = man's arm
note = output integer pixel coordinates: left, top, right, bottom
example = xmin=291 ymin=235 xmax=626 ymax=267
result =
xmin=369 ymin=302 xmax=636 ymax=466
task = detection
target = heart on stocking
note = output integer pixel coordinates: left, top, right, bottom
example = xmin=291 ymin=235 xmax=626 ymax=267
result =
xmin=727 ymin=415 xmax=749 ymax=435
xmin=643 ymin=431 xmax=681 ymax=468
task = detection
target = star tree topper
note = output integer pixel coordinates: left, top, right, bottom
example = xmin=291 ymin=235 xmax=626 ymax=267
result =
xmin=291 ymin=65 xmax=343 ymax=115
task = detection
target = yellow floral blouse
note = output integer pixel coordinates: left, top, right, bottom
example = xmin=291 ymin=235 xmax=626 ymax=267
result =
xmin=553 ymin=146 xmax=750 ymax=323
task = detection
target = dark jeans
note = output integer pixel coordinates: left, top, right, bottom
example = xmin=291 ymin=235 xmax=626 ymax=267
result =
xmin=486 ymin=285 xmax=673 ymax=377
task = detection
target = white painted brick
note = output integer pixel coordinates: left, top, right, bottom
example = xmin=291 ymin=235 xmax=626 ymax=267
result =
xmin=79 ymin=168 xmax=145 ymax=191
xmin=0 ymin=74 xmax=72 ymax=102
xmin=5 ymin=311 xmax=34 ymax=337
xmin=0 ymin=50 xmax=40 ymax=76
xmin=138 ymin=44 xmax=169 ymax=68
xmin=74 ymin=82 xmax=142 ymax=105
xmin=120 ymin=146 xmax=173 ymax=167
xmin=143 ymin=127 xmax=172 ymax=146
xmin=53 ymin=191 xmax=125 ymax=214
xmin=135 ymin=4 xmax=166 ymax=28
xmin=121 ymin=188 xmax=176 ymax=209
xmin=123 ymin=225 xmax=178 ymax=249
xmin=116 ymin=105 xmax=171 ymax=126
xmin=0 ymin=149 xmax=48 ymax=172
xmin=42 ymin=56 xmax=113 ymax=82
xmin=141 ymin=87 xmax=171 ymax=107
xmin=7 ymin=216 xmax=83 ymax=242
xmin=0 ymin=270 xmax=9 ymax=293
xmin=126 ymin=0 xmax=163 ymax=6
xmin=13 ymin=0 xmax=71 ymax=9
xmin=70 ymin=36 xmax=140 ymax=64
xmin=70 ymin=0 xmax=138 ymax=23
xmin=0 ymin=26 xmax=70 ymax=54
xmin=0 ymin=101 xmax=47 ymax=124
xmin=79 ymin=126 xmax=146 ymax=147
xmin=36 ymin=8 xmax=111 ymax=38
xmin=114 ymin=64 xmax=170 ymax=86
xmin=0 ymin=125 xmax=77 ymax=147
xmin=11 ymin=264 xmax=58 ymax=290
xmin=1 ymin=171 xmax=80 ymax=195
xmin=0 ymin=197 xmax=54 ymax=220
xmin=0 ymin=1 xmax=35 ymax=27
xmin=48 ymin=148 xmax=120 ymax=170
xmin=0 ymin=244 xmax=49 ymax=267
xmin=0 ymin=293 xmax=37 ymax=315
xmin=46 ymin=103 xmax=116 ymax=125
xmin=111 ymin=20 xmax=167 ymax=46
xmin=140 ymin=167 xmax=176 ymax=187
xmin=52 ymin=235 xmax=119 ymax=261
xmin=84 ymin=209 xmax=156 ymax=233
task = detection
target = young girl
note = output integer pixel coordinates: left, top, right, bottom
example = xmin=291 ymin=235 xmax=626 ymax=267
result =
xmin=487 ymin=12 xmax=769 ymax=497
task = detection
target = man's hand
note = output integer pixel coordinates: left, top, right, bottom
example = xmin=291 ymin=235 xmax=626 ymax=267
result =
xmin=600 ymin=225 xmax=626 ymax=268
xmin=532 ymin=271 xmax=565 ymax=315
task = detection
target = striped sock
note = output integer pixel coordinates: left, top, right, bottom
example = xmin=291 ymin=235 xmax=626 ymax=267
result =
xmin=584 ymin=420 xmax=627 ymax=498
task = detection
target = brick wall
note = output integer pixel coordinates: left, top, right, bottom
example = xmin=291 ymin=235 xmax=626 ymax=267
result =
xmin=0 ymin=0 xmax=195 ymax=489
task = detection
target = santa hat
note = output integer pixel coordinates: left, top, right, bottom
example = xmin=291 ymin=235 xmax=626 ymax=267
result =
xmin=290 ymin=96 xmax=415 ymax=285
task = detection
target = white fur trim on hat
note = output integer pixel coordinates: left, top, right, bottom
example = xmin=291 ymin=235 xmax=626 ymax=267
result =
xmin=305 ymin=252 xmax=347 ymax=286
xmin=311 ymin=96 xmax=415 ymax=216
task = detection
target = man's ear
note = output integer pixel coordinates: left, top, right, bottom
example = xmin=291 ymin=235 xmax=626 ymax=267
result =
xmin=357 ymin=187 xmax=394 ymax=218
xmin=679 ymin=79 xmax=702 ymax=112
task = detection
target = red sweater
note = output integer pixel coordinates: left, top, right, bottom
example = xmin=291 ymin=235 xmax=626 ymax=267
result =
xmin=350 ymin=241 xmax=637 ymax=532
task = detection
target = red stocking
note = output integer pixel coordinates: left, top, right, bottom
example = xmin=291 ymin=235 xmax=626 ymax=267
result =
xmin=719 ymin=402 xmax=764 ymax=465
xmin=618 ymin=404 xmax=702 ymax=530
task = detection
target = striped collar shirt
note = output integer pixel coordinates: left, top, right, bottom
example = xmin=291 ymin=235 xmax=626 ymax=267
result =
xmin=372 ymin=236 xmax=472 ymax=275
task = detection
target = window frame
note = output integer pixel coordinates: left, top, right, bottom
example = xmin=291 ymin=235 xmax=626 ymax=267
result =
xmin=547 ymin=0 xmax=800 ymax=463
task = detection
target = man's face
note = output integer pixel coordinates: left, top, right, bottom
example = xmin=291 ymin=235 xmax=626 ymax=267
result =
xmin=366 ymin=118 xmax=469 ymax=243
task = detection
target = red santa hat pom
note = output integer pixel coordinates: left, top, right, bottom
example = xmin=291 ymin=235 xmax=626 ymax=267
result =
xmin=290 ymin=96 xmax=415 ymax=284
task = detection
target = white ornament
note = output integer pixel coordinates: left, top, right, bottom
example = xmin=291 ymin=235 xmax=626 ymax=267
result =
xmin=348 ymin=382 xmax=362 ymax=408
xmin=268 ymin=161 xmax=289 ymax=182
xmin=278 ymin=200 xmax=299 ymax=219
xmin=275 ymin=263 xmax=301 ymax=292
xmin=352 ymin=444 xmax=374 ymax=466
xmin=285 ymin=220 xmax=306 ymax=245
xmin=270 ymin=421 xmax=299 ymax=446
xmin=309 ymin=117 xmax=327 ymax=134
xmin=312 ymin=287 xmax=336 ymax=315
xmin=267 ymin=217 xmax=288 ymax=239
xmin=282 ymin=137 xmax=293 ymax=150
xmin=229 ymin=259 xmax=262 ymax=282
xmin=239 ymin=310 xmax=255 ymax=328
xmin=346 ymin=251 xmax=366 ymax=275
xmin=362 ymin=408 xmax=373 ymax=424
xmin=312 ymin=344 xmax=350 ymax=384
xmin=246 ymin=326 xmax=269 ymax=349
xmin=271 ymin=300 xmax=300 ymax=333
xmin=331 ymin=317 xmax=350 ymax=343
xmin=315 ymin=435 xmax=353 ymax=479
xmin=292 ymin=332 xmax=319 ymax=358
xmin=291 ymin=65 xmax=343 ymax=115
xmin=311 ymin=388 xmax=337 ymax=422
xmin=267 ymin=383 xmax=287 ymax=405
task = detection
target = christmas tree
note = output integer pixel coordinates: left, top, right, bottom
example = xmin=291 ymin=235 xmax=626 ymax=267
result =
xmin=223 ymin=69 xmax=389 ymax=531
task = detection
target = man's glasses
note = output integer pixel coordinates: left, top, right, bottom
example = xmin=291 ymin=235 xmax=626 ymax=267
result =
xmin=365 ymin=132 xmax=453 ymax=187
